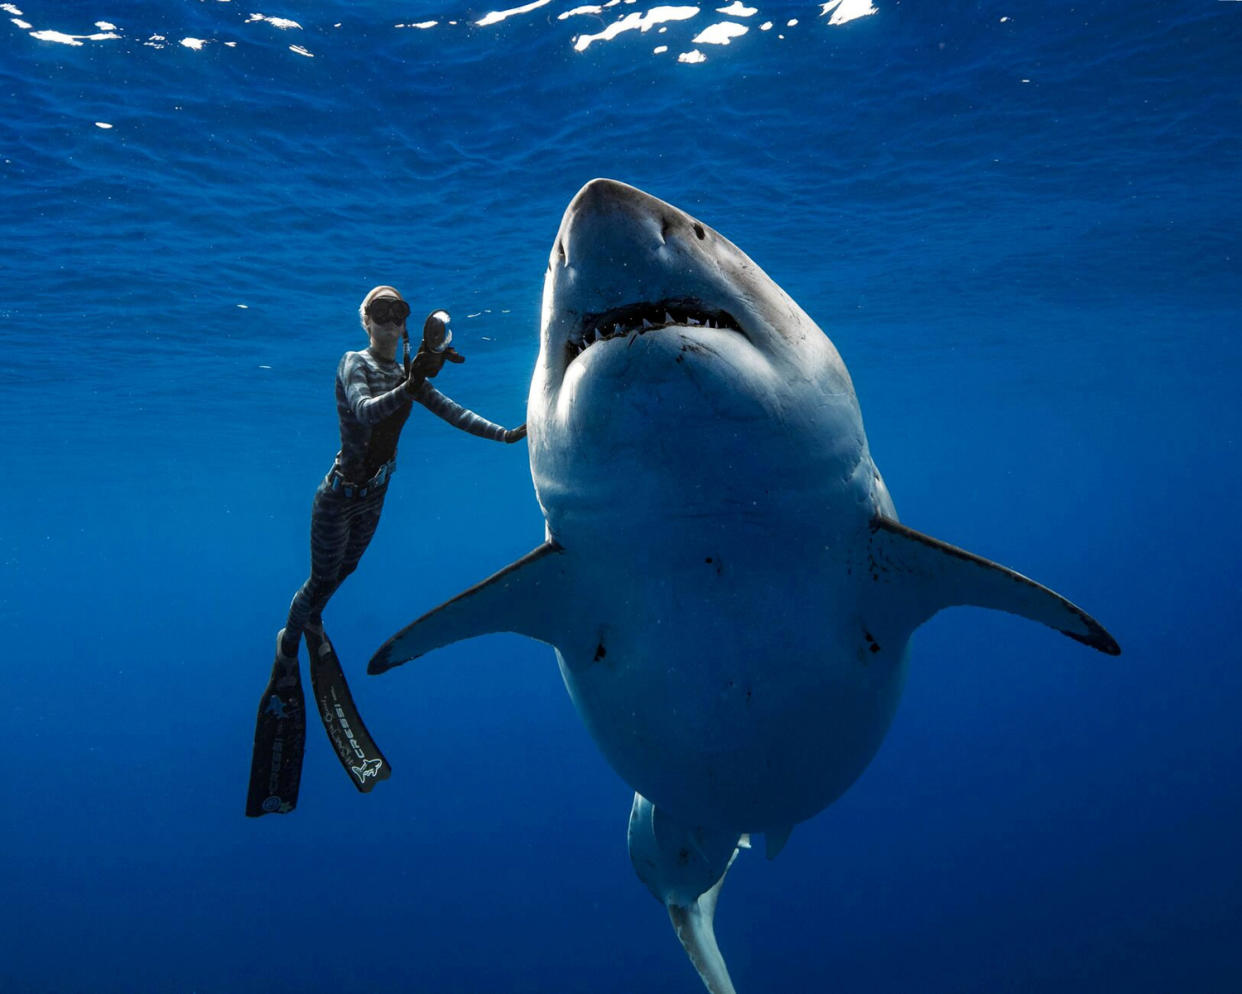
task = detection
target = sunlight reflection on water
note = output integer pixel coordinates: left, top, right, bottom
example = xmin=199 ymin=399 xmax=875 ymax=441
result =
xmin=10 ymin=0 xmax=877 ymax=65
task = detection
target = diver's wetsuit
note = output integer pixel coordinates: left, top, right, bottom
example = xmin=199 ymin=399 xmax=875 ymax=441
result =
xmin=282 ymin=348 xmax=510 ymax=656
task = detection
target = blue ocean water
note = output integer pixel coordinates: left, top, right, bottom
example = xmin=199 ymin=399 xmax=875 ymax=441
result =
xmin=2 ymin=0 xmax=1240 ymax=990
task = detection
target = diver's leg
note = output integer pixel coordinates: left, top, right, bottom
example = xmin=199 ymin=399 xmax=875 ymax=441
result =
xmin=284 ymin=482 xmax=354 ymax=654
xmin=331 ymin=489 xmax=388 ymax=589
xmin=302 ymin=488 xmax=393 ymax=791
xmin=250 ymin=480 xmax=347 ymax=816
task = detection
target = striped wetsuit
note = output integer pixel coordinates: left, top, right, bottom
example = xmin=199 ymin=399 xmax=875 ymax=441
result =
xmin=282 ymin=348 xmax=510 ymax=654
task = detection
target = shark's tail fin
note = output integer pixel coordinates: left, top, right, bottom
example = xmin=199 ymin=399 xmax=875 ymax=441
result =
xmin=667 ymin=870 xmax=739 ymax=994
xmin=867 ymin=515 xmax=1120 ymax=655
xmin=627 ymin=794 xmax=743 ymax=994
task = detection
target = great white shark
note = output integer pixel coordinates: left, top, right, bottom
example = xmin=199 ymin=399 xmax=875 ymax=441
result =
xmin=368 ymin=178 xmax=1119 ymax=993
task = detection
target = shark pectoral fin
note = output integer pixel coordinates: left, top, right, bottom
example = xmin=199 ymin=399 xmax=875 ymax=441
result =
xmin=868 ymin=516 xmax=1120 ymax=655
xmin=368 ymin=540 xmax=568 ymax=674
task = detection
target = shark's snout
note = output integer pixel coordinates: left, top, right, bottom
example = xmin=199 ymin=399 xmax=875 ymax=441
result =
xmin=556 ymin=178 xmax=717 ymax=267
xmin=546 ymin=179 xmax=750 ymax=375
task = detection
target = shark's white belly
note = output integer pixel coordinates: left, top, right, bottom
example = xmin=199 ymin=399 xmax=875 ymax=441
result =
xmin=554 ymin=516 xmax=909 ymax=833
xmin=536 ymin=331 xmax=904 ymax=832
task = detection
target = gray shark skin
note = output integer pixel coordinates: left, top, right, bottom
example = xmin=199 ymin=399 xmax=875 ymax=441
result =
xmin=369 ymin=179 xmax=1119 ymax=994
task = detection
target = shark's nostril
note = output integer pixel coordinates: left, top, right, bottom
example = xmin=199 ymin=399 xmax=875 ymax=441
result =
xmin=557 ymin=239 xmax=567 ymax=265
xmin=693 ymin=223 xmax=705 ymax=240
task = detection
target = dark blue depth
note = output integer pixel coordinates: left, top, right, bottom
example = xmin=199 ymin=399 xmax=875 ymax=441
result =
xmin=1 ymin=2 xmax=1239 ymax=991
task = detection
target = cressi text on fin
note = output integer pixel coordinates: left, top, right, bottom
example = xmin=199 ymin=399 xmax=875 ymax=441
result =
xmin=306 ymin=626 xmax=391 ymax=793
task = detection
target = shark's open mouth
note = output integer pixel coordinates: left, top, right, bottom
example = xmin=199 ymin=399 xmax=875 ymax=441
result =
xmin=564 ymin=297 xmax=745 ymax=365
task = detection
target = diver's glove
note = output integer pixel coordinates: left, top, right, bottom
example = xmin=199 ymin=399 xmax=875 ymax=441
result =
xmin=407 ymin=346 xmax=443 ymax=383
xmin=405 ymin=346 xmax=463 ymax=387
xmin=503 ymin=424 xmax=528 ymax=444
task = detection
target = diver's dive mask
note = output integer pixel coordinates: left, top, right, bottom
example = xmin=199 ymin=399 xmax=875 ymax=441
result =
xmin=367 ymin=296 xmax=411 ymax=325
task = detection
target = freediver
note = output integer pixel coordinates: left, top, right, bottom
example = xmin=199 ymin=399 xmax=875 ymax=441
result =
xmin=245 ymin=285 xmax=526 ymax=816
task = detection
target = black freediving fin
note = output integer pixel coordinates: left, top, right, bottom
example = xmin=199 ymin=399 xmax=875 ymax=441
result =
xmin=867 ymin=515 xmax=1120 ymax=655
xmin=245 ymin=652 xmax=307 ymax=817
xmin=305 ymin=626 xmax=391 ymax=793
xmin=368 ymin=540 xmax=569 ymax=674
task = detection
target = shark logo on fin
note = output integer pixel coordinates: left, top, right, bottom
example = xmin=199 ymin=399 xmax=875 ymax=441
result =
xmin=350 ymin=758 xmax=384 ymax=784
xmin=368 ymin=179 xmax=1119 ymax=993
xmin=263 ymin=694 xmax=289 ymax=719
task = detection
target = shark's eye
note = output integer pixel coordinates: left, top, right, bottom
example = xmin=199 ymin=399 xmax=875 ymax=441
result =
xmin=693 ymin=223 xmax=706 ymax=240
